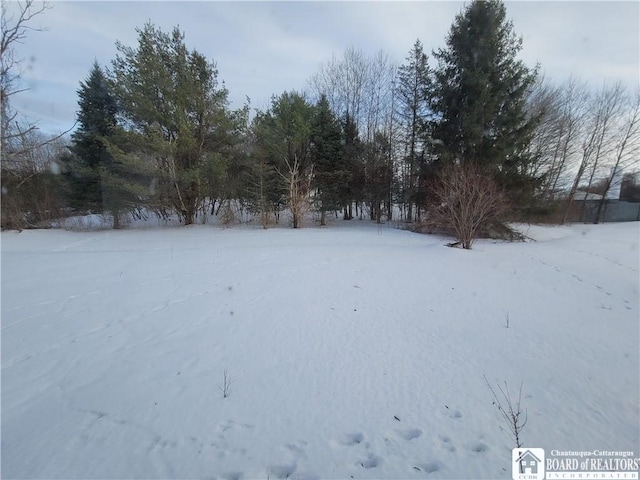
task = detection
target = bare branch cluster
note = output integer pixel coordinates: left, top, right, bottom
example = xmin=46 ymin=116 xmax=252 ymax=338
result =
xmin=1 ymin=0 xmax=56 ymax=157
xmin=277 ymin=154 xmax=314 ymax=229
xmin=219 ymin=368 xmax=233 ymax=399
xmin=430 ymin=164 xmax=507 ymax=249
xmin=484 ymin=375 xmax=528 ymax=449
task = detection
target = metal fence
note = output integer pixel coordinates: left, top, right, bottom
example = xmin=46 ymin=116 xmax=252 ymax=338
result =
xmin=577 ymin=200 xmax=640 ymax=223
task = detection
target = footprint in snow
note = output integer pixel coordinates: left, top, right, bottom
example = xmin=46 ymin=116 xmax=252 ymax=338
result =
xmin=443 ymin=405 xmax=462 ymax=419
xmin=268 ymin=463 xmax=296 ymax=479
xmin=414 ymin=461 xmax=442 ymax=473
xmin=339 ymin=432 xmax=365 ymax=446
xmin=217 ymin=420 xmax=255 ymax=433
xmin=285 ymin=441 xmax=308 ymax=459
xmin=395 ymin=428 xmax=422 ymax=441
xmin=471 ymin=442 xmax=489 ymax=453
xmin=439 ymin=434 xmax=456 ymax=452
xmin=360 ymin=454 xmax=382 ymax=469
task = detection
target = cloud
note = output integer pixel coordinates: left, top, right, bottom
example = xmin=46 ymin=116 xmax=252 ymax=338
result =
xmin=7 ymin=1 xmax=639 ymax=135
xmin=508 ymin=1 xmax=639 ymax=87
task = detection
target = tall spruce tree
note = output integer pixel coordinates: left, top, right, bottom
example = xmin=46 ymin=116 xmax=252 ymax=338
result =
xmin=363 ymin=130 xmax=394 ymax=223
xmin=396 ymin=39 xmax=432 ymax=222
xmin=66 ymin=62 xmax=151 ymax=228
xmin=342 ymin=112 xmax=363 ymax=220
xmin=431 ymin=0 xmax=539 ymax=200
xmin=311 ymin=94 xmax=347 ymax=225
xmin=66 ymin=61 xmax=117 ymax=213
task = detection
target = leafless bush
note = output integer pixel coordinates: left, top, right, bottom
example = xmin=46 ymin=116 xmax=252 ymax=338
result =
xmin=484 ymin=375 xmax=528 ymax=448
xmin=429 ymin=164 xmax=508 ymax=249
xmin=278 ymin=154 xmax=313 ymax=229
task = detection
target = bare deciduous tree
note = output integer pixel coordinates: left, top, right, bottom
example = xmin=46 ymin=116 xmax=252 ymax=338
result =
xmin=1 ymin=130 xmax=68 ymax=229
xmin=1 ymin=0 xmax=51 ymax=154
xmin=594 ymin=90 xmax=640 ymax=223
xmin=528 ymin=77 xmax=589 ymax=205
xmin=563 ymin=82 xmax=626 ymax=223
xmin=278 ymin=154 xmax=313 ymax=229
xmin=309 ymin=46 xmax=396 ymax=143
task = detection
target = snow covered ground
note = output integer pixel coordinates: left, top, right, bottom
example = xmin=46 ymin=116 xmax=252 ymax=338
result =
xmin=1 ymin=220 xmax=638 ymax=479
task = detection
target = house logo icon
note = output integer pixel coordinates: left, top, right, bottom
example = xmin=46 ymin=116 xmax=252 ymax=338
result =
xmin=512 ymin=448 xmax=545 ymax=480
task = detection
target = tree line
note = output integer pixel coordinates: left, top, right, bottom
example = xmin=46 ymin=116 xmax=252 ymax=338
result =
xmin=2 ymin=0 xmax=639 ymax=247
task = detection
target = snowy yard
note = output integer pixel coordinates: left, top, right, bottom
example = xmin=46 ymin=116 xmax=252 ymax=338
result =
xmin=1 ymin=221 xmax=638 ymax=479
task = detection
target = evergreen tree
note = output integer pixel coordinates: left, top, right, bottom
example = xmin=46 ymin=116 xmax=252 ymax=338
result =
xmin=310 ymin=94 xmax=347 ymax=225
xmin=252 ymin=91 xmax=315 ymax=228
xmin=246 ymin=113 xmax=282 ymax=227
xmin=342 ymin=112 xmax=363 ymax=220
xmin=431 ymin=0 xmax=539 ymax=199
xmin=111 ymin=23 xmax=242 ymax=225
xmin=396 ymin=39 xmax=432 ymax=221
xmin=363 ymin=131 xmax=394 ymax=223
xmin=65 ymin=62 xmax=151 ymax=228
xmin=66 ymin=61 xmax=118 ymax=213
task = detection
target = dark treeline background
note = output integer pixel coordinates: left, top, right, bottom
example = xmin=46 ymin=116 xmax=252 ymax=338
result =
xmin=2 ymin=0 xmax=639 ymax=242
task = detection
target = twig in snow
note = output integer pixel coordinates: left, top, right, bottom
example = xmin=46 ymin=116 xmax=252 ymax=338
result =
xmin=220 ymin=368 xmax=233 ymax=398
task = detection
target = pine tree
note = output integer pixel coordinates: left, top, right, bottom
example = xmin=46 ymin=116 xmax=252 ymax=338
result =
xmin=66 ymin=62 xmax=151 ymax=228
xmin=111 ymin=23 xmax=241 ymax=225
xmin=252 ymin=92 xmax=315 ymax=228
xmin=431 ymin=0 xmax=539 ymax=200
xmin=311 ymin=94 xmax=347 ymax=225
xmin=246 ymin=113 xmax=282 ymax=227
xmin=363 ymin=131 xmax=394 ymax=223
xmin=396 ymin=39 xmax=432 ymax=222
xmin=66 ymin=61 xmax=118 ymax=213
xmin=342 ymin=113 xmax=363 ymax=220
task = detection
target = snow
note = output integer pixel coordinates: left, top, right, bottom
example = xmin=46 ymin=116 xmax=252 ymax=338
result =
xmin=1 ymin=221 xmax=638 ymax=479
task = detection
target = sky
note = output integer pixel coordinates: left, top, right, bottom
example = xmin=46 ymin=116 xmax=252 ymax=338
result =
xmin=5 ymin=1 xmax=640 ymax=136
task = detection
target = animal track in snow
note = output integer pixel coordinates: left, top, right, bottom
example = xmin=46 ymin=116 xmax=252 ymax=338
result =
xmin=444 ymin=405 xmax=463 ymax=419
xmin=414 ymin=461 xmax=442 ymax=473
xmin=395 ymin=428 xmax=422 ymax=440
xmin=216 ymin=420 xmax=254 ymax=433
xmin=339 ymin=432 xmax=365 ymax=446
xmin=471 ymin=442 xmax=489 ymax=453
xmin=285 ymin=440 xmax=307 ymax=456
xmin=268 ymin=463 xmax=297 ymax=479
xmin=360 ymin=453 xmax=381 ymax=469
xmin=439 ymin=434 xmax=456 ymax=452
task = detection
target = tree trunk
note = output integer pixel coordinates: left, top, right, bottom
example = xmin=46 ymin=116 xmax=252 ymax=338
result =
xmin=113 ymin=210 xmax=121 ymax=229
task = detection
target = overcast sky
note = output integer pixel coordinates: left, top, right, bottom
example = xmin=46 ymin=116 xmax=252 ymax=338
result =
xmin=7 ymin=1 xmax=640 ymax=135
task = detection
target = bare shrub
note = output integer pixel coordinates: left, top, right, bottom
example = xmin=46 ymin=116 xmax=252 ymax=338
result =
xmin=484 ymin=375 xmax=528 ymax=448
xmin=429 ymin=164 xmax=507 ymax=249
xmin=278 ymin=154 xmax=313 ymax=229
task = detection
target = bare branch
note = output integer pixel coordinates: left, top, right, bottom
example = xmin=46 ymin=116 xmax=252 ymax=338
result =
xmin=1 ymin=0 xmax=51 ymax=57
xmin=484 ymin=375 xmax=528 ymax=448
